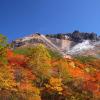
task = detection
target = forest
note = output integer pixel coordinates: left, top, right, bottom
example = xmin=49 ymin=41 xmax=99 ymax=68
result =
xmin=0 ymin=34 xmax=100 ymax=100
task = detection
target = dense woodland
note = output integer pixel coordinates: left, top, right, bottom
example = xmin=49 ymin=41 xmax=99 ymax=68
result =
xmin=0 ymin=34 xmax=100 ymax=100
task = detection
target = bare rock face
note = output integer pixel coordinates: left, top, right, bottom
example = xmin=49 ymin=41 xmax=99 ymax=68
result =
xmin=47 ymin=37 xmax=73 ymax=52
xmin=67 ymin=40 xmax=100 ymax=58
xmin=13 ymin=33 xmax=100 ymax=58
xmin=14 ymin=34 xmax=59 ymax=50
xmin=13 ymin=33 xmax=66 ymax=56
xmin=79 ymin=41 xmax=100 ymax=58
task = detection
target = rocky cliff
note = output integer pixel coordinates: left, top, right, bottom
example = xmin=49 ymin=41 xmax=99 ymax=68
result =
xmin=12 ymin=32 xmax=100 ymax=58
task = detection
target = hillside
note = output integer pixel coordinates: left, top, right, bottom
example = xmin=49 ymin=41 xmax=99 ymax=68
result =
xmin=12 ymin=31 xmax=100 ymax=58
xmin=0 ymin=33 xmax=100 ymax=100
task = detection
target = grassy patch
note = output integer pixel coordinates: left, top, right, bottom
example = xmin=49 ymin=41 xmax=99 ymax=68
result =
xmin=74 ymin=55 xmax=96 ymax=63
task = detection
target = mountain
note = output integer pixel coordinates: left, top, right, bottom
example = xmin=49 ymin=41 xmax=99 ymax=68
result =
xmin=12 ymin=31 xmax=100 ymax=58
xmin=13 ymin=33 xmax=64 ymax=55
xmin=67 ymin=40 xmax=100 ymax=57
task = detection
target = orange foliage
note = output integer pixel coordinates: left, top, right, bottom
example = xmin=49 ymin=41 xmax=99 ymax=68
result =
xmin=69 ymin=67 xmax=85 ymax=79
xmin=18 ymin=82 xmax=39 ymax=93
xmin=2 ymin=49 xmax=100 ymax=99
xmin=95 ymin=72 xmax=100 ymax=82
xmin=73 ymin=59 xmax=86 ymax=69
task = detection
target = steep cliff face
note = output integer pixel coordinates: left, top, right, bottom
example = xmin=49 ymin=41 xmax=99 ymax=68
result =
xmin=47 ymin=37 xmax=73 ymax=52
xmin=13 ymin=33 xmax=100 ymax=57
xmin=13 ymin=34 xmax=66 ymax=56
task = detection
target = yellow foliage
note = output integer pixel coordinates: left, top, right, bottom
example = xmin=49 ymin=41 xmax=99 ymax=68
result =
xmin=53 ymin=59 xmax=71 ymax=80
xmin=29 ymin=44 xmax=52 ymax=78
xmin=45 ymin=77 xmax=63 ymax=93
xmin=29 ymin=95 xmax=41 ymax=100
xmin=0 ymin=65 xmax=16 ymax=90
xmin=69 ymin=61 xmax=76 ymax=68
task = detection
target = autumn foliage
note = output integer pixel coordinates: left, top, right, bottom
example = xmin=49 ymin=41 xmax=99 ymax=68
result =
xmin=0 ymin=34 xmax=100 ymax=100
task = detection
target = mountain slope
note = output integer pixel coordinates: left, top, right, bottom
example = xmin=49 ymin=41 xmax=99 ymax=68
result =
xmin=13 ymin=32 xmax=100 ymax=58
xmin=67 ymin=40 xmax=100 ymax=57
xmin=14 ymin=34 xmax=66 ymax=56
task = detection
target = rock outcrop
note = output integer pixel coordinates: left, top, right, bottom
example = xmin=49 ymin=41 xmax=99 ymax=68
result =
xmin=12 ymin=32 xmax=100 ymax=58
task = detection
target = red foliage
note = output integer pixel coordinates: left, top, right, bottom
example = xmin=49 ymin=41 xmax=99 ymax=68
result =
xmin=4 ymin=49 xmax=100 ymax=99
xmin=7 ymin=49 xmax=27 ymax=67
xmin=83 ymin=80 xmax=99 ymax=94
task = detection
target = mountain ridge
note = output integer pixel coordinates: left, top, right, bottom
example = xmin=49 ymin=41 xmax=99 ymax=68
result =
xmin=12 ymin=31 xmax=100 ymax=58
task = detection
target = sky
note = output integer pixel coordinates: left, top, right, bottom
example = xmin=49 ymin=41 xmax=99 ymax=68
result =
xmin=0 ymin=0 xmax=100 ymax=41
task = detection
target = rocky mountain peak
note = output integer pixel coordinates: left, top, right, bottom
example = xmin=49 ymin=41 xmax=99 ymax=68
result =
xmin=12 ymin=31 xmax=100 ymax=58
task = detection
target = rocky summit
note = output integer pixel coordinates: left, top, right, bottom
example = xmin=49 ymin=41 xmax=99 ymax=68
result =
xmin=12 ymin=31 xmax=100 ymax=58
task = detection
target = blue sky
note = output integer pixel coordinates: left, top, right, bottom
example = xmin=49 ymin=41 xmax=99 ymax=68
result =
xmin=0 ymin=0 xmax=100 ymax=41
